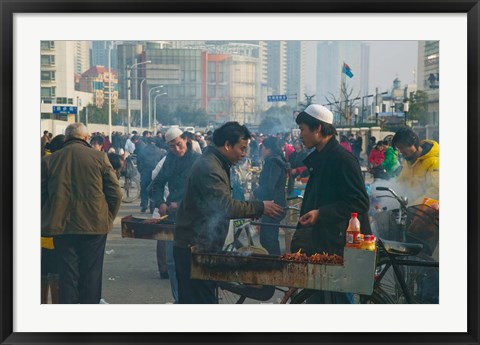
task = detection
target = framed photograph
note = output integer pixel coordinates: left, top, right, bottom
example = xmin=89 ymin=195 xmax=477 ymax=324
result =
xmin=1 ymin=1 xmax=478 ymax=344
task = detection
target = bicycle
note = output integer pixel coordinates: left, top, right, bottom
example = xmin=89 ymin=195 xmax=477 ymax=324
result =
xmin=119 ymin=155 xmax=140 ymax=203
xmin=216 ymin=196 xmax=307 ymax=304
xmin=359 ymin=186 xmax=439 ymax=304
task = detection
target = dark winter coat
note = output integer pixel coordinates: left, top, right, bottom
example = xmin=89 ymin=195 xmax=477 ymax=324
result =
xmin=148 ymin=149 xmax=200 ymax=205
xmin=291 ymin=138 xmax=371 ymax=255
xmin=137 ymin=143 xmax=165 ymax=176
xmin=41 ymin=138 xmax=122 ymax=236
xmin=253 ymin=154 xmax=288 ymax=207
xmin=174 ymin=146 xmax=264 ymax=252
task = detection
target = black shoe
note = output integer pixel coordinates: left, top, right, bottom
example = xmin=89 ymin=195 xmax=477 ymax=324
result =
xmin=140 ymin=207 xmax=147 ymax=213
xmin=160 ymin=272 xmax=169 ymax=280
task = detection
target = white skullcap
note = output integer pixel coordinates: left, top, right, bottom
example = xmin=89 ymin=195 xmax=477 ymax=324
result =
xmin=165 ymin=127 xmax=183 ymax=143
xmin=302 ymin=104 xmax=333 ymax=124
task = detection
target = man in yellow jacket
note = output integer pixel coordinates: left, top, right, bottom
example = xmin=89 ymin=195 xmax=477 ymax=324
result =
xmin=392 ymin=127 xmax=439 ymax=303
xmin=392 ymin=128 xmax=439 ymax=205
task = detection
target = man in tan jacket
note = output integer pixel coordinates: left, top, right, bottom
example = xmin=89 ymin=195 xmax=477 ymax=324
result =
xmin=41 ymin=123 xmax=122 ymax=304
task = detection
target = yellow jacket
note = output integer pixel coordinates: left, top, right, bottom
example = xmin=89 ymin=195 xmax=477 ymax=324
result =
xmin=397 ymin=140 xmax=439 ymax=205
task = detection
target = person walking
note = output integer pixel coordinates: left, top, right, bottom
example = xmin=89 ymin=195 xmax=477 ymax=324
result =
xmin=173 ymin=122 xmax=284 ymax=304
xmin=291 ymin=104 xmax=371 ymax=304
xmin=41 ymin=123 xmax=122 ymax=304
xmin=253 ymin=136 xmax=288 ymax=255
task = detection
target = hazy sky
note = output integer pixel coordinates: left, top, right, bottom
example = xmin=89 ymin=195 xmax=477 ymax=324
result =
xmin=303 ymin=40 xmax=419 ymax=97
xmin=368 ymin=41 xmax=418 ymax=91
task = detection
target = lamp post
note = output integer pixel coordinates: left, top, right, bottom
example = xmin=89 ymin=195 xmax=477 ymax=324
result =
xmin=403 ymin=101 xmax=409 ymax=126
xmin=126 ymin=60 xmax=151 ymax=133
xmin=107 ymin=40 xmax=118 ymax=140
xmin=375 ymin=105 xmax=380 ymax=126
xmin=354 ymin=107 xmax=359 ymax=126
xmin=243 ymin=98 xmax=247 ymax=125
xmin=153 ymin=92 xmax=167 ymax=133
xmin=139 ymin=78 xmax=146 ymax=130
xmin=361 ymin=94 xmax=373 ymax=123
xmin=148 ymin=85 xmax=164 ymax=131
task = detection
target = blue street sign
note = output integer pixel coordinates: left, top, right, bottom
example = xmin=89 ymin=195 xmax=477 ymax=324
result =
xmin=267 ymin=94 xmax=288 ymax=102
xmin=52 ymin=106 xmax=78 ymax=114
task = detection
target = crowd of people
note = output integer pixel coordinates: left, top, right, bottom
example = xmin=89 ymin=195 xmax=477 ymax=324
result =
xmin=40 ymin=103 xmax=439 ymax=305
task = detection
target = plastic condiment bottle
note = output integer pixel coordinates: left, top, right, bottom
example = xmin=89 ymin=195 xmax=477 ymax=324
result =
xmin=345 ymin=212 xmax=361 ymax=248
xmin=362 ymin=235 xmax=376 ymax=251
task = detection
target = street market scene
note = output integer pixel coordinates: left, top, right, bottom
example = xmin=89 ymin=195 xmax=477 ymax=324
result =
xmin=40 ymin=40 xmax=439 ymax=305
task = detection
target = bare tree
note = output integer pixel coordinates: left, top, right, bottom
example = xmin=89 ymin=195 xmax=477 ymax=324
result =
xmin=298 ymin=93 xmax=316 ymax=111
xmin=324 ymin=81 xmax=360 ymax=126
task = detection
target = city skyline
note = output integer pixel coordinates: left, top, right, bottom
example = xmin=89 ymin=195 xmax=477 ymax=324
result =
xmin=88 ymin=39 xmax=418 ymax=96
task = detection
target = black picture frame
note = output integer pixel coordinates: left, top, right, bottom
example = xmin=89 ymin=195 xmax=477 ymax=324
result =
xmin=1 ymin=1 xmax=479 ymax=344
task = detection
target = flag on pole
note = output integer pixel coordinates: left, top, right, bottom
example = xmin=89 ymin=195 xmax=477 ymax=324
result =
xmin=342 ymin=62 xmax=354 ymax=78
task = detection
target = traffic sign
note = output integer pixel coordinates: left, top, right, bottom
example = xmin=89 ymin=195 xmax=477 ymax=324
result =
xmin=52 ymin=105 xmax=78 ymax=114
xmin=267 ymin=94 xmax=288 ymax=102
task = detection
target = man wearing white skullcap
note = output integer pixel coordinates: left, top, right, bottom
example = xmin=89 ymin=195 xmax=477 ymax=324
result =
xmin=148 ymin=127 xmax=201 ymax=303
xmin=291 ymin=104 xmax=372 ymax=304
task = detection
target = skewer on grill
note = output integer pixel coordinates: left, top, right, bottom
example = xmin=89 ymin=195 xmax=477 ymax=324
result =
xmin=142 ymin=215 xmax=169 ymax=224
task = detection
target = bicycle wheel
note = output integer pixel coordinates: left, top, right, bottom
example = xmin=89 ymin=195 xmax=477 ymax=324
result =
xmin=216 ymin=284 xmax=247 ymax=304
xmin=359 ymin=286 xmax=395 ymax=304
xmin=120 ymin=176 xmax=140 ymax=203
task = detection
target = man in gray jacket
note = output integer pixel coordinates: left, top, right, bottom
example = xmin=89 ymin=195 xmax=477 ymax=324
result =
xmin=41 ymin=123 xmax=122 ymax=304
xmin=174 ymin=121 xmax=284 ymax=304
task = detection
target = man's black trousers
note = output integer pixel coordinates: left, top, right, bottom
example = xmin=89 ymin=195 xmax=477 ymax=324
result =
xmin=54 ymin=234 xmax=107 ymax=304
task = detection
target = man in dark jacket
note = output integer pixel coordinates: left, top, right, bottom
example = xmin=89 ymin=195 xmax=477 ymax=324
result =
xmin=148 ymin=128 xmax=200 ymax=303
xmin=41 ymin=122 xmax=122 ymax=304
xmin=137 ymin=137 xmax=166 ymax=212
xmin=173 ymin=121 xmax=284 ymax=304
xmin=291 ymin=104 xmax=371 ymax=304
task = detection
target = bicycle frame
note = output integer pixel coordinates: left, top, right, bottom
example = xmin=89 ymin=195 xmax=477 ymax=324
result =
xmin=370 ymin=187 xmax=439 ymax=304
xmin=375 ymin=239 xmax=439 ymax=304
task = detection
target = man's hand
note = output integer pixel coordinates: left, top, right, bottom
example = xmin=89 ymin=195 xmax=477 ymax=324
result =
xmin=168 ymin=202 xmax=178 ymax=213
xmin=262 ymin=201 xmax=284 ymax=218
xmin=299 ymin=209 xmax=319 ymax=226
xmin=158 ymin=203 xmax=168 ymax=216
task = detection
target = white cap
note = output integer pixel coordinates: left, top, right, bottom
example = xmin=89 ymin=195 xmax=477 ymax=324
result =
xmin=302 ymin=104 xmax=333 ymax=124
xmin=165 ymin=127 xmax=183 ymax=143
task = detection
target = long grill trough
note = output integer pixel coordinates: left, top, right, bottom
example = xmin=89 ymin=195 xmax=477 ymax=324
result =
xmin=191 ymin=247 xmax=376 ymax=295
xmin=121 ymin=215 xmax=174 ymax=241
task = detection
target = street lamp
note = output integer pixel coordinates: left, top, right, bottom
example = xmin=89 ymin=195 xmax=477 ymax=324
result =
xmin=107 ymin=40 xmax=119 ymax=140
xmin=354 ymin=107 xmax=359 ymax=126
xmin=154 ymin=92 xmax=167 ymax=132
xmin=148 ymin=85 xmax=164 ymax=131
xmin=375 ymin=106 xmax=380 ymax=126
xmin=139 ymin=78 xmax=146 ymax=130
xmin=403 ymin=101 xmax=409 ymax=126
xmin=126 ymin=60 xmax=151 ymax=133
xmin=361 ymin=94 xmax=374 ymax=123
xmin=243 ymin=98 xmax=247 ymax=125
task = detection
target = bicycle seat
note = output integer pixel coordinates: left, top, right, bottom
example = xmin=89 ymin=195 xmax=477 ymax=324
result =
xmin=380 ymin=238 xmax=423 ymax=256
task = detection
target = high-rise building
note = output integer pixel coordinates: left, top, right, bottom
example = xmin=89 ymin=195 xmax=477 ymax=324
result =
xmin=41 ymin=41 xmax=76 ymax=117
xmin=285 ymin=41 xmax=306 ymax=110
xmin=264 ymin=41 xmax=287 ymax=97
xmin=417 ymin=41 xmax=439 ymax=125
xmin=41 ymin=40 xmax=94 ymax=121
xmin=74 ymin=41 xmax=90 ymax=75
xmin=78 ymin=65 xmax=118 ymax=112
xmin=144 ymin=47 xmax=204 ymax=124
xmin=316 ymin=41 xmax=366 ymax=105
xmin=92 ymin=41 xmax=118 ymax=71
